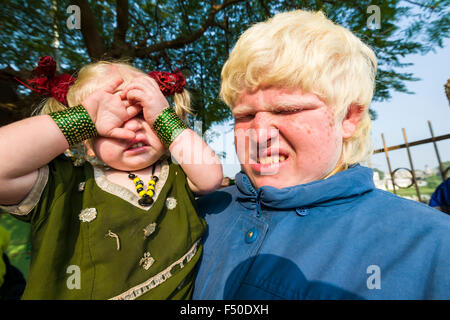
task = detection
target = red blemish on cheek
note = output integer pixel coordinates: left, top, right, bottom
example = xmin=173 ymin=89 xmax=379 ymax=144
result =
xmin=326 ymin=110 xmax=336 ymax=128
xmin=299 ymin=122 xmax=312 ymax=134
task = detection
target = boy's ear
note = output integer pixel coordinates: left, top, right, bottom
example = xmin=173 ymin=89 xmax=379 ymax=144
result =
xmin=341 ymin=104 xmax=365 ymax=139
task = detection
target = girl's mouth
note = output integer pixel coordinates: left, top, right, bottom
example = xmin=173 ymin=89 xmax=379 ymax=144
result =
xmin=128 ymin=142 xmax=147 ymax=150
xmin=125 ymin=139 xmax=150 ymax=153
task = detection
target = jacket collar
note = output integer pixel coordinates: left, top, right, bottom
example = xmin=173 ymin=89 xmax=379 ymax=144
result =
xmin=235 ymin=164 xmax=375 ymax=209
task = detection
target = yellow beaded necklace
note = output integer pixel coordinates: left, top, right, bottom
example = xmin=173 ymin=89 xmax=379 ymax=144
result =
xmin=128 ymin=165 xmax=159 ymax=206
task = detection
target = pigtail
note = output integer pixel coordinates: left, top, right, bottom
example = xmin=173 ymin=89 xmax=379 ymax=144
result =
xmin=148 ymin=69 xmax=192 ymax=122
xmin=34 ymin=97 xmax=67 ymax=116
xmin=173 ymin=89 xmax=193 ymax=121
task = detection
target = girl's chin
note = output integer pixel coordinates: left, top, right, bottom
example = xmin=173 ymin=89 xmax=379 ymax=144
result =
xmin=107 ymin=160 xmax=156 ymax=173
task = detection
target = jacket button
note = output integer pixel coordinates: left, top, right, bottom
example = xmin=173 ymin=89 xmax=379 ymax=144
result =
xmin=245 ymin=228 xmax=258 ymax=243
xmin=296 ymin=208 xmax=309 ymax=216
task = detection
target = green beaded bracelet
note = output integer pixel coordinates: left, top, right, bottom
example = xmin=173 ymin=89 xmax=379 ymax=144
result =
xmin=49 ymin=105 xmax=98 ymax=147
xmin=152 ymin=107 xmax=187 ymax=147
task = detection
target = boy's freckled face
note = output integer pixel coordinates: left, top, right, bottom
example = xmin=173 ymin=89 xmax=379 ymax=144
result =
xmin=233 ymin=87 xmax=343 ymax=189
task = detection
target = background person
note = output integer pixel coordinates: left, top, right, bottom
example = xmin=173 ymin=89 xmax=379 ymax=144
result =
xmin=429 ymin=178 xmax=450 ymax=214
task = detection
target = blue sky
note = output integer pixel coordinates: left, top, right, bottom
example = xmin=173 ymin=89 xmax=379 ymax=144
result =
xmin=370 ymin=40 xmax=450 ymax=174
xmin=209 ymin=39 xmax=450 ymax=178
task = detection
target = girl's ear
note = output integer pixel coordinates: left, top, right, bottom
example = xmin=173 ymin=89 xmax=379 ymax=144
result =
xmin=342 ymin=104 xmax=365 ymax=139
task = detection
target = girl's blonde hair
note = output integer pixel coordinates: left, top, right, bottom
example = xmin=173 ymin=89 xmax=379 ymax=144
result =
xmin=221 ymin=10 xmax=377 ymax=166
xmin=38 ymin=61 xmax=192 ymax=121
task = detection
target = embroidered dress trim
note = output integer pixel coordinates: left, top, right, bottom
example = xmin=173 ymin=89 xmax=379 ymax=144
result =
xmin=109 ymin=240 xmax=200 ymax=300
xmin=0 ymin=165 xmax=49 ymax=215
xmin=93 ymin=160 xmax=170 ymax=211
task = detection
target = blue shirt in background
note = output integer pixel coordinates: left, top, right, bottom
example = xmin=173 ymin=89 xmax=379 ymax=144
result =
xmin=429 ymin=178 xmax=450 ymax=214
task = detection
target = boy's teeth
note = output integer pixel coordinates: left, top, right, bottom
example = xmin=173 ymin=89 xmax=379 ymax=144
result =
xmin=257 ymin=155 xmax=286 ymax=164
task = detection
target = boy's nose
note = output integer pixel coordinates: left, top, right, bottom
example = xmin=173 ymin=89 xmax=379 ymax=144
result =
xmin=251 ymin=111 xmax=272 ymax=129
xmin=249 ymin=112 xmax=279 ymax=145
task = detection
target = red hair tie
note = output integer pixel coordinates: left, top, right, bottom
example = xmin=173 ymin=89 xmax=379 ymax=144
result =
xmin=15 ymin=56 xmax=76 ymax=106
xmin=148 ymin=69 xmax=186 ymax=96
xmin=16 ymin=58 xmax=185 ymax=104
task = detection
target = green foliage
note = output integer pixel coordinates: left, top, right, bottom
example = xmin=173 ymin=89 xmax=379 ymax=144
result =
xmin=425 ymin=174 xmax=442 ymax=189
xmin=0 ymin=212 xmax=31 ymax=278
xmin=372 ymin=167 xmax=385 ymax=180
xmin=441 ymin=160 xmax=450 ymax=169
xmin=1 ymin=0 xmax=448 ymax=130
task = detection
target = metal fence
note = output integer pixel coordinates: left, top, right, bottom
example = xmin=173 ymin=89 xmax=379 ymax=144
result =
xmin=373 ymin=120 xmax=449 ymax=202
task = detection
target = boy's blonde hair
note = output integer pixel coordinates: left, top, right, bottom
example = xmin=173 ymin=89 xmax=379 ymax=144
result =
xmin=221 ymin=10 xmax=377 ymax=166
xmin=38 ymin=61 xmax=192 ymax=121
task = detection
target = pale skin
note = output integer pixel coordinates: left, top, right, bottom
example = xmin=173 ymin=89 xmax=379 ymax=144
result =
xmin=233 ymin=87 xmax=364 ymax=190
xmin=0 ymin=68 xmax=222 ymax=206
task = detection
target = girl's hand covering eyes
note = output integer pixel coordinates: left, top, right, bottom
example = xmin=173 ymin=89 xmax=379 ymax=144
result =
xmin=82 ymin=78 xmax=142 ymax=140
xmin=120 ymin=75 xmax=170 ymax=125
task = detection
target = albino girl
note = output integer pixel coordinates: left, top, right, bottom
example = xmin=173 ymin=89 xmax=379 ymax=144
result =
xmin=0 ymin=57 xmax=222 ymax=299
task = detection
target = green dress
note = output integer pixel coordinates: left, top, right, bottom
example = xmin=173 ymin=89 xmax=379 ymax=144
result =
xmin=0 ymin=155 xmax=206 ymax=300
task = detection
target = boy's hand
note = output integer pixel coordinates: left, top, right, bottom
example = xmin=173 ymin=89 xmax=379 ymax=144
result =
xmin=82 ymin=78 xmax=141 ymax=140
xmin=120 ymin=75 xmax=170 ymax=124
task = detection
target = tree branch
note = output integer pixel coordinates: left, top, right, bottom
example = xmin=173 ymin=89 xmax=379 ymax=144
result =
xmin=178 ymin=0 xmax=193 ymax=33
xmin=258 ymin=0 xmax=271 ymax=17
xmin=112 ymin=0 xmax=130 ymax=58
xmin=114 ymin=0 xmax=129 ymax=44
xmin=403 ymin=0 xmax=437 ymax=10
xmin=133 ymin=0 xmax=245 ymax=58
xmin=72 ymin=0 xmax=106 ymax=60
xmin=128 ymin=6 xmax=156 ymax=48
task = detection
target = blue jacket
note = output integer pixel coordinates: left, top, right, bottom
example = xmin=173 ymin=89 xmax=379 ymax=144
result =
xmin=193 ymin=165 xmax=450 ymax=299
xmin=429 ymin=178 xmax=450 ymax=209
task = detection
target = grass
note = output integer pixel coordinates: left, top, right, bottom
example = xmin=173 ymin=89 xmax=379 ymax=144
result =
xmin=394 ymin=186 xmax=435 ymax=198
xmin=0 ymin=212 xmax=31 ymax=279
xmin=389 ymin=173 xmax=446 ymax=203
